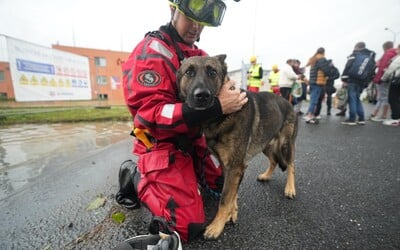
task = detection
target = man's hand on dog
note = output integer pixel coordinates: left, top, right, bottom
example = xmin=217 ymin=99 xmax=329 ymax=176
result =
xmin=218 ymin=80 xmax=248 ymax=115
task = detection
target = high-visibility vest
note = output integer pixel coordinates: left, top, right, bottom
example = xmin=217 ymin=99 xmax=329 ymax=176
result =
xmin=247 ymin=64 xmax=263 ymax=88
xmin=268 ymin=71 xmax=280 ymax=86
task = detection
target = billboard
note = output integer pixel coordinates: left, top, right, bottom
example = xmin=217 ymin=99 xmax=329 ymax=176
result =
xmin=6 ymin=37 xmax=91 ymax=101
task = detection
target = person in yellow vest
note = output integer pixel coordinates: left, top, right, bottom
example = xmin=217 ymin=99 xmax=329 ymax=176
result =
xmin=247 ymin=55 xmax=264 ymax=92
xmin=268 ymin=64 xmax=280 ymax=94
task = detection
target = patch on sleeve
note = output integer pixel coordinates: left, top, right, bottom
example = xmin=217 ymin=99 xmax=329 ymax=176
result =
xmin=137 ymin=70 xmax=161 ymax=87
xmin=161 ymin=104 xmax=175 ymax=119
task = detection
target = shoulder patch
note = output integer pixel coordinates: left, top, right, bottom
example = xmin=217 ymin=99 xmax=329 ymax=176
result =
xmin=137 ymin=70 xmax=161 ymax=87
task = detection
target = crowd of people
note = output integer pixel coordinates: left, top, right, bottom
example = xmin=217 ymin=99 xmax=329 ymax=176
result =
xmin=249 ymin=42 xmax=400 ymax=127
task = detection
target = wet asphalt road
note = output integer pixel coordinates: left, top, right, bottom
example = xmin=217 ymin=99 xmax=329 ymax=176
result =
xmin=0 ymin=104 xmax=399 ymax=250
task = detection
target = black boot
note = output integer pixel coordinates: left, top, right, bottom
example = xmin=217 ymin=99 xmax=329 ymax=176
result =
xmin=116 ymin=160 xmax=141 ymax=209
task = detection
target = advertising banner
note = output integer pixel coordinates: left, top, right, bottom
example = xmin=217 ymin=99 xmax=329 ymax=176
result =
xmin=6 ymin=37 xmax=91 ymax=101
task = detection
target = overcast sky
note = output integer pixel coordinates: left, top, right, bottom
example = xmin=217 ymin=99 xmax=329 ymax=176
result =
xmin=0 ymin=0 xmax=399 ymax=71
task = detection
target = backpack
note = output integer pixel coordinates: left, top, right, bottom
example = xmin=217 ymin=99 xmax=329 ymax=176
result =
xmin=329 ymin=65 xmax=340 ymax=80
xmin=326 ymin=79 xmax=336 ymax=95
xmin=347 ymin=51 xmax=376 ymax=81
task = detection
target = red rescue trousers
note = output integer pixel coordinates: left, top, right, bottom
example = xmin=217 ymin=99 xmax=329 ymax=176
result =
xmin=135 ymin=136 xmax=222 ymax=242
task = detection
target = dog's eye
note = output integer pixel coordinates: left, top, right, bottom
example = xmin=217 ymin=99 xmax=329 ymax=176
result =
xmin=185 ymin=66 xmax=195 ymax=77
xmin=207 ymin=67 xmax=217 ymax=78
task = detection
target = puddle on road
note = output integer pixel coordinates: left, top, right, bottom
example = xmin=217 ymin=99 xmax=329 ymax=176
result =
xmin=0 ymin=121 xmax=132 ymax=200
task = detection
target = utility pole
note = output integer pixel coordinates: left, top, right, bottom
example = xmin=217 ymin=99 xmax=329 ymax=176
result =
xmin=384 ymin=27 xmax=400 ymax=44
xmin=251 ymin=0 xmax=259 ymax=56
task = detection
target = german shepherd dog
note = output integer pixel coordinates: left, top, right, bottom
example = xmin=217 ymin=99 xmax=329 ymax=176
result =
xmin=177 ymin=55 xmax=298 ymax=240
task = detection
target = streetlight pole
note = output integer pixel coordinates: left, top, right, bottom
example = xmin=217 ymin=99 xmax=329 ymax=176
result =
xmin=384 ymin=27 xmax=400 ymax=44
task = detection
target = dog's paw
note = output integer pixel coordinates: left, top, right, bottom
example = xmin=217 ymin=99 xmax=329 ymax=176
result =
xmin=204 ymin=221 xmax=225 ymax=240
xmin=284 ymin=187 xmax=296 ymax=199
xmin=257 ymin=173 xmax=272 ymax=182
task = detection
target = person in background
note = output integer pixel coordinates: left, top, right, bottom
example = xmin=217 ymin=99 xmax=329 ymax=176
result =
xmin=247 ymin=55 xmax=264 ymax=92
xmin=314 ymin=59 xmax=340 ymax=118
xmin=279 ymin=59 xmax=299 ymax=101
xmin=381 ymin=43 xmax=400 ymax=126
xmin=117 ymin=0 xmax=247 ymax=249
xmin=341 ymin=42 xmax=376 ymax=125
xmin=292 ymin=59 xmax=308 ymax=115
xmin=370 ymin=41 xmax=397 ymax=122
xmin=303 ymin=47 xmax=331 ymax=124
xmin=268 ymin=64 xmax=280 ymax=95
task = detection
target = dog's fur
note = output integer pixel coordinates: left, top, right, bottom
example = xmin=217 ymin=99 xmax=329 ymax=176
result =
xmin=177 ymin=55 xmax=298 ymax=240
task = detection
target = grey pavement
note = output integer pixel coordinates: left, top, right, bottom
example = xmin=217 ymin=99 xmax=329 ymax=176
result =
xmin=0 ymin=103 xmax=399 ymax=250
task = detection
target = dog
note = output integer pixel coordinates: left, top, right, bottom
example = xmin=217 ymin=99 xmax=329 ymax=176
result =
xmin=177 ymin=54 xmax=298 ymax=240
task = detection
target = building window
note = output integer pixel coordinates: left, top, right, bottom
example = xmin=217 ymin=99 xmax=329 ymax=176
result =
xmin=96 ymin=75 xmax=107 ymax=85
xmin=97 ymin=93 xmax=108 ymax=100
xmin=94 ymin=57 xmax=107 ymax=67
xmin=0 ymin=71 xmax=4 ymax=82
xmin=0 ymin=92 xmax=7 ymax=100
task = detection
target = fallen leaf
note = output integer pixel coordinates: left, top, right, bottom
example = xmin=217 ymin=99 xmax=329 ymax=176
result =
xmin=86 ymin=197 xmax=106 ymax=211
xmin=111 ymin=212 xmax=126 ymax=224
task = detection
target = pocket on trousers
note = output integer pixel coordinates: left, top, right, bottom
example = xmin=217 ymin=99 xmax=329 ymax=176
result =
xmin=137 ymin=150 xmax=198 ymax=207
xmin=138 ymin=149 xmax=170 ymax=178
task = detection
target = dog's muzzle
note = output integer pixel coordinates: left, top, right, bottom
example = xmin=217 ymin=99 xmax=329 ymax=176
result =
xmin=191 ymin=87 xmax=213 ymax=110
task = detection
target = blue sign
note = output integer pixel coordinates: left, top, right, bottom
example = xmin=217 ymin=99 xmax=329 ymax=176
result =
xmin=16 ymin=59 xmax=55 ymax=75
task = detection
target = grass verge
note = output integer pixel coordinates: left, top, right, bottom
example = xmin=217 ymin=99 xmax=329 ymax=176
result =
xmin=0 ymin=106 xmax=132 ymax=126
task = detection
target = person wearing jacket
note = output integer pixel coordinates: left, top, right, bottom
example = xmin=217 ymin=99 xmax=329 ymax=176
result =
xmin=247 ymin=56 xmax=264 ymax=92
xmin=279 ymin=59 xmax=299 ymax=101
xmin=341 ymin=42 xmax=376 ymax=125
xmin=381 ymin=43 xmax=400 ymax=126
xmin=370 ymin=41 xmax=397 ymax=122
xmin=117 ymin=0 xmax=247 ymax=249
xmin=268 ymin=64 xmax=280 ymax=94
xmin=314 ymin=59 xmax=339 ymax=117
xmin=292 ymin=59 xmax=308 ymax=115
xmin=303 ymin=47 xmax=332 ymax=123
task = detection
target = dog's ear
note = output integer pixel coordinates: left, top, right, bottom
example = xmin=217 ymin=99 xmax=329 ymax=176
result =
xmin=214 ymin=54 xmax=228 ymax=81
xmin=214 ymin=54 xmax=227 ymax=65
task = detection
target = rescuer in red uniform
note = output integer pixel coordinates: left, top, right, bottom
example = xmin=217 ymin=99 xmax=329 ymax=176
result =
xmin=115 ymin=0 xmax=246 ymax=249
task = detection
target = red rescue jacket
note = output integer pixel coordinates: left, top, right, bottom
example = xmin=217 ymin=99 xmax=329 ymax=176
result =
xmin=122 ymin=24 xmax=208 ymax=151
